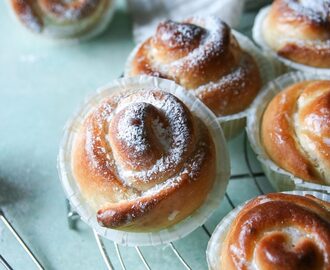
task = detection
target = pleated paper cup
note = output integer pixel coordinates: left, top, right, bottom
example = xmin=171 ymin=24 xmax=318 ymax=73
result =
xmin=58 ymin=75 xmax=230 ymax=246
xmin=206 ymin=190 xmax=330 ymax=270
xmin=125 ymin=30 xmax=275 ymax=140
xmin=217 ymin=30 xmax=275 ymax=139
xmin=246 ymin=71 xmax=330 ymax=194
xmin=253 ymin=6 xmax=330 ymax=76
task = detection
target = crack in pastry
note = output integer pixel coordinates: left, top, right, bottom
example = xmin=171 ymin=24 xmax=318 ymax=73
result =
xmin=71 ymin=89 xmax=217 ymax=231
xmin=261 ymin=80 xmax=330 ymax=185
xmin=262 ymin=0 xmax=330 ymax=68
xmin=126 ymin=17 xmax=262 ymax=116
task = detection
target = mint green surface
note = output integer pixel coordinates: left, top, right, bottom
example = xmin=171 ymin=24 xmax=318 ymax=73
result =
xmin=0 ymin=2 xmax=274 ymax=269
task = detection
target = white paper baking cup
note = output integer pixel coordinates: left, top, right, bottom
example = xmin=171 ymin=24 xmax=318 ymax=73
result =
xmin=7 ymin=0 xmax=116 ymax=41
xmin=58 ymin=75 xmax=230 ymax=246
xmin=253 ymin=6 xmax=330 ymax=76
xmin=206 ymin=190 xmax=330 ymax=270
xmin=247 ymin=71 xmax=330 ymax=194
xmin=125 ymin=30 xmax=275 ymax=140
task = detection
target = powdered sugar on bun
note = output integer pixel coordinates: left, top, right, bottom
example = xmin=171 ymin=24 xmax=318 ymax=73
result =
xmin=263 ymin=0 xmax=330 ymax=68
xmin=72 ymin=89 xmax=217 ymax=231
xmin=126 ymin=17 xmax=262 ymax=116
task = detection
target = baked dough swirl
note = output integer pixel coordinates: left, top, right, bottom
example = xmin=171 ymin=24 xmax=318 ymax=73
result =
xmin=126 ymin=17 xmax=261 ymax=116
xmin=220 ymin=193 xmax=330 ymax=270
xmin=262 ymin=80 xmax=330 ymax=185
xmin=10 ymin=0 xmax=111 ymax=38
xmin=263 ymin=0 xmax=330 ymax=68
xmin=72 ymin=89 xmax=216 ymax=231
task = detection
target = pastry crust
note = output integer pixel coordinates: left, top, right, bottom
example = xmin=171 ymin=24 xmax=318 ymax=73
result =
xmin=261 ymin=80 xmax=330 ymax=185
xmin=72 ymin=89 xmax=216 ymax=231
xmin=220 ymin=193 xmax=330 ymax=270
xmin=126 ymin=17 xmax=261 ymax=116
xmin=263 ymin=0 xmax=330 ymax=68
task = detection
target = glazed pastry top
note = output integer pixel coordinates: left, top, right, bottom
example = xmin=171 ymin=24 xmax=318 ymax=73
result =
xmin=263 ymin=0 xmax=330 ymax=68
xmin=220 ymin=193 xmax=330 ymax=270
xmin=261 ymin=80 xmax=330 ymax=185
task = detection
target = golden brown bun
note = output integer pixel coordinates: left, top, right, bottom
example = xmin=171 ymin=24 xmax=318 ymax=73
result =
xmin=263 ymin=0 xmax=330 ymax=68
xmin=221 ymin=193 xmax=330 ymax=270
xmin=72 ymin=89 xmax=216 ymax=231
xmin=10 ymin=0 xmax=110 ymax=37
xmin=261 ymin=80 xmax=330 ymax=185
xmin=126 ymin=17 xmax=261 ymax=116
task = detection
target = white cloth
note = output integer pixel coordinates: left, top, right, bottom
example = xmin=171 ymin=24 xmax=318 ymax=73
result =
xmin=126 ymin=0 xmax=245 ymax=43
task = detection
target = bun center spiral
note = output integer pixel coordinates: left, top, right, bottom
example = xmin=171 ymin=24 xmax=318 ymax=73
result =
xmin=256 ymin=232 xmax=324 ymax=270
xmin=221 ymin=193 xmax=330 ymax=270
xmin=108 ymin=94 xmax=195 ymax=189
xmin=152 ymin=20 xmax=206 ymax=63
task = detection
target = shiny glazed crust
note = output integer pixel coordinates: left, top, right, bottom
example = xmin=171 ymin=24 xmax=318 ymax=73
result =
xmin=10 ymin=0 xmax=111 ymax=38
xmin=263 ymin=0 xmax=330 ymax=68
xmin=261 ymin=80 xmax=330 ymax=185
xmin=220 ymin=193 xmax=330 ymax=270
xmin=71 ymin=89 xmax=216 ymax=231
xmin=126 ymin=17 xmax=261 ymax=116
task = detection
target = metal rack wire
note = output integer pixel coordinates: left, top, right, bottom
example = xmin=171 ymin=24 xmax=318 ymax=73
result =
xmin=0 ymin=210 xmax=44 ymax=270
xmin=0 ymin=132 xmax=270 ymax=270
xmin=64 ymin=133 xmax=269 ymax=270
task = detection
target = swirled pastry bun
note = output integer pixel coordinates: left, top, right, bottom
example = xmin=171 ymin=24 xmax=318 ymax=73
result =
xmin=261 ymin=80 xmax=330 ymax=185
xmin=209 ymin=192 xmax=330 ymax=270
xmin=10 ymin=0 xmax=114 ymax=39
xmin=125 ymin=17 xmax=262 ymax=117
xmin=70 ymin=80 xmax=220 ymax=232
xmin=262 ymin=0 xmax=330 ymax=68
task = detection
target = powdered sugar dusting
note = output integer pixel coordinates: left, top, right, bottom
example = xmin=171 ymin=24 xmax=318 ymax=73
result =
xmin=151 ymin=17 xmax=228 ymax=74
xmin=116 ymin=103 xmax=152 ymax=154
xmin=286 ymin=0 xmax=330 ymax=23
xmin=49 ymin=0 xmax=99 ymax=21
xmin=113 ymin=91 xmax=193 ymax=183
xmin=81 ymin=89 xmax=212 ymax=205
xmin=159 ymin=20 xmax=204 ymax=49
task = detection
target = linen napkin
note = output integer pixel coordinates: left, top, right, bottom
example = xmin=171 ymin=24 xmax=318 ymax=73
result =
xmin=126 ymin=0 xmax=245 ymax=43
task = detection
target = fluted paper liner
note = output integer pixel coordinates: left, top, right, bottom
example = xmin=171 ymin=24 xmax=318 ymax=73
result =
xmin=125 ymin=30 xmax=275 ymax=140
xmin=206 ymin=190 xmax=330 ymax=270
xmin=246 ymin=72 xmax=330 ymax=193
xmin=58 ymin=75 xmax=230 ymax=246
xmin=253 ymin=6 xmax=330 ymax=76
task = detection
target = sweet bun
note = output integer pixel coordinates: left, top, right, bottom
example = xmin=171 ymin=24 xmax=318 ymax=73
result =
xmin=126 ymin=17 xmax=262 ymax=116
xmin=261 ymin=80 xmax=330 ymax=185
xmin=10 ymin=0 xmax=113 ymax=39
xmin=71 ymin=88 xmax=217 ymax=231
xmin=219 ymin=193 xmax=330 ymax=270
xmin=262 ymin=0 xmax=330 ymax=68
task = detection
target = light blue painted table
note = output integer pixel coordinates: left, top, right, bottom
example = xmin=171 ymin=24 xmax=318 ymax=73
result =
xmin=0 ymin=2 xmax=274 ymax=269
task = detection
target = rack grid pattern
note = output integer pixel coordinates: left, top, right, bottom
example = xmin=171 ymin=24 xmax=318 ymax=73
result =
xmin=0 ymin=134 xmax=275 ymax=270
xmin=72 ymin=134 xmax=272 ymax=270
xmin=0 ymin=4 xmax=276 ymax=269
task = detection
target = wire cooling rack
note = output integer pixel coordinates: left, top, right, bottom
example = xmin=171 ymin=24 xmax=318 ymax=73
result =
xmin=66 ymin=134 xmax=273 ymax=270
xmin=0 ymin=210 xmax=44 ymax=270
xmin=0 ymin=133 xmax=274 ymax=270
xmin=0 ymin=4 xmax=275 ymax=269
